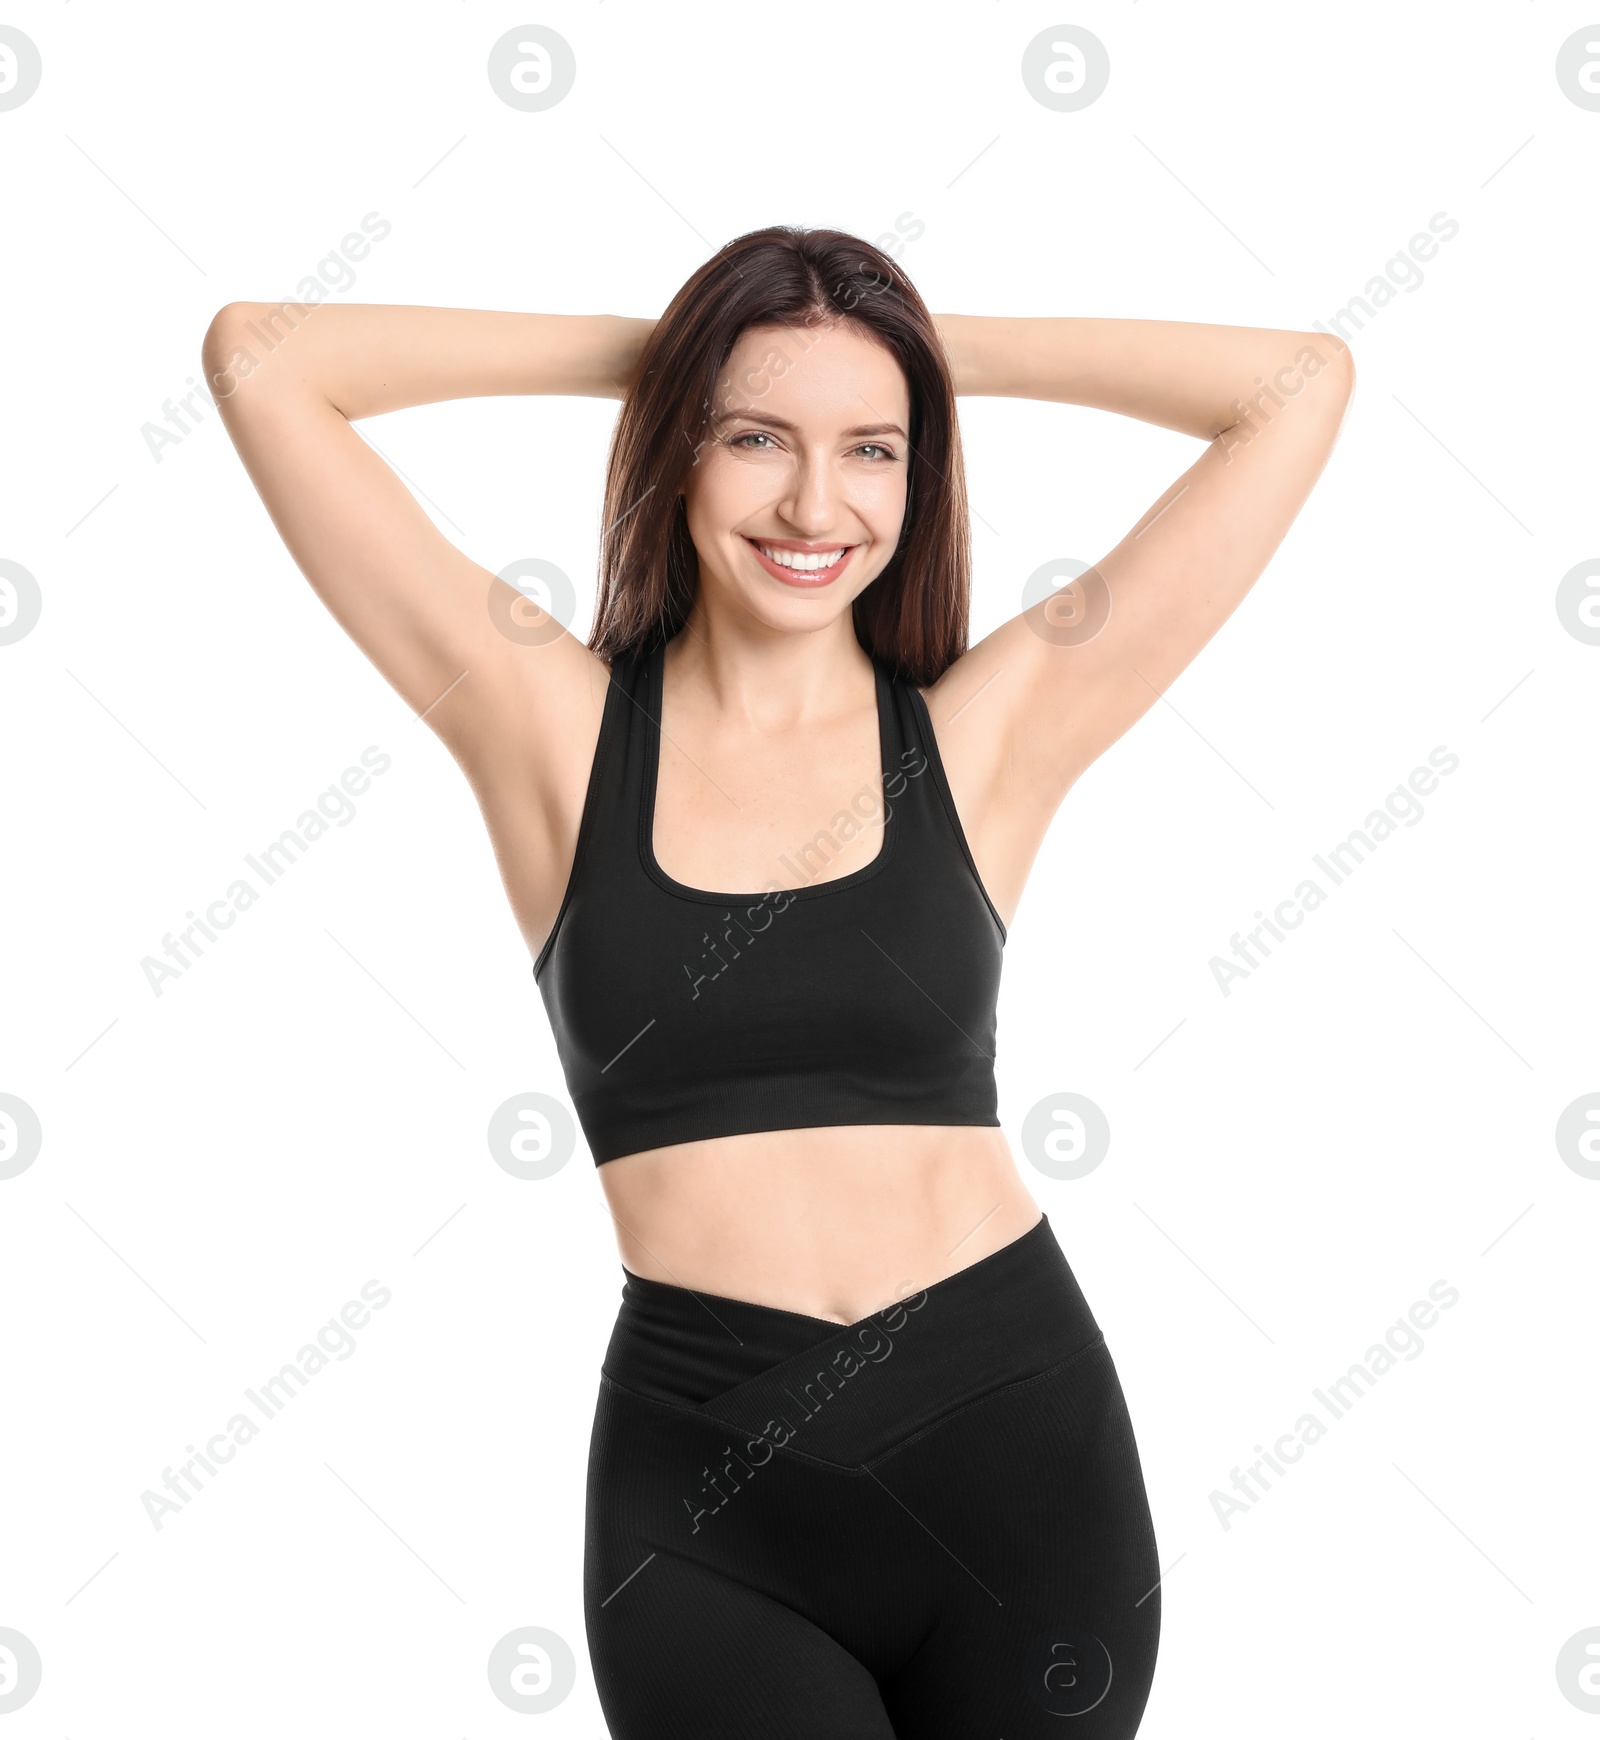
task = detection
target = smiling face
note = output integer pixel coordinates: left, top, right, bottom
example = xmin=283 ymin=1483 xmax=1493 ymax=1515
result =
xmin=679 ymin=319 xmax=912 ymax=635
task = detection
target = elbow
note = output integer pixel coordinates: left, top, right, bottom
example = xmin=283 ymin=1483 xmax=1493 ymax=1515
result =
xmin=1308 ymin=330 xmax=1356 ymax=394
xmin=201 ymin=302 xmax=256 ymax=402
xmin=201 ymin=299 xmax=313 ymax=403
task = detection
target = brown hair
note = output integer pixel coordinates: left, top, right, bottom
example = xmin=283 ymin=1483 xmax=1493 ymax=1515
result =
xmin=589 ymin=224 xmax=971 ymax=687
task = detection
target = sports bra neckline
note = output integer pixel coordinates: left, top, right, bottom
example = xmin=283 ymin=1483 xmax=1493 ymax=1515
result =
xmin=636 ymin=637 xmax=900 ymax=909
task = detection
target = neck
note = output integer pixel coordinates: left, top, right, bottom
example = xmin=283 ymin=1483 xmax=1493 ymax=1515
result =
xmin=666 ymin=609 xmax=876 ymax=729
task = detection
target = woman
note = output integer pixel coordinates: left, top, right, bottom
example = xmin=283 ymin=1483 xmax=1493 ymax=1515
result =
xmin=204 ymin=225 xmax=1353 ymax=1737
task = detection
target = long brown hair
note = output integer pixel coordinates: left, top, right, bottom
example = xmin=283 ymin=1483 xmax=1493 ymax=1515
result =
xmin=589 ymin=225 xmax=971 ymax=687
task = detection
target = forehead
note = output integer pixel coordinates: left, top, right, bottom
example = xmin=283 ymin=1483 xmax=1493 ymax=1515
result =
xmin=714 ymin=320 xmax=909 ymax=425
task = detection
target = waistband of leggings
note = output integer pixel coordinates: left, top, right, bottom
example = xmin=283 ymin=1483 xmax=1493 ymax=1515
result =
xmin=602 ymin=1212 xmax=1104 ymax=1466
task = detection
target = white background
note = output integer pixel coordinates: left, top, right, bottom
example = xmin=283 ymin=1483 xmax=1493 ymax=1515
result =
xmin=2 ymin=3 xmax=1596 ymax=1735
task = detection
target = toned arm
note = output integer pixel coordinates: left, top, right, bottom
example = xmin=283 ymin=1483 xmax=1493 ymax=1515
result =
xmin=924 ymin=315 xmax=1356 ymax=927
xmin=201 ymin=300 xmax=654 ymax=950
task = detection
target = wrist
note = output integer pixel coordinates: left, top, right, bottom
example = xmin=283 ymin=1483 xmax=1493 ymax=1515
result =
xmin=933 ymin=313 xmax=990 ymax=397
xmin=602 ymin=314 xmax=657 ymax=399
xmin=931 ymin=313 xmax=967 ymax=394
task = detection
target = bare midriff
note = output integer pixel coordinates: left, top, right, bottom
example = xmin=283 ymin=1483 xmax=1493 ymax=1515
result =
xmin=596 ymin=1123 xmax=1042 ymax=1326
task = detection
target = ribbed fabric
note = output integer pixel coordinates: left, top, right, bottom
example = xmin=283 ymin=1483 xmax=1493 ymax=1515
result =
xmin=585 ymin=1215 xmax=1162 ymax=1738
xmin=533 ymin=634 xmax=1007 ymax=1164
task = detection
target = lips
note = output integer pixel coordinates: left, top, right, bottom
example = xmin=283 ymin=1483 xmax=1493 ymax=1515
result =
xmin=742 ymin=536 xmax=856 ymax=587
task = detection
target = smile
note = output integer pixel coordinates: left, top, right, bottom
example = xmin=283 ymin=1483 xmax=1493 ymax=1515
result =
xmin=743 ymin=537 xmax=856 ymax=587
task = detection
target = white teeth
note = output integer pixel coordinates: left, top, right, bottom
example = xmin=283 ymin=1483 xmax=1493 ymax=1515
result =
xmin=756 ymin=543 xmax=846 ymax=571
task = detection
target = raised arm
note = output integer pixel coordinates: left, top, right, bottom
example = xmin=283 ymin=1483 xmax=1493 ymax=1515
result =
xmin=923 ymin=314 xmax=1356 ymax=925
xmin=201 ymin=301 xmax=654 ymax=952
xmin=200 ymin=301 xmax=653 ymax=763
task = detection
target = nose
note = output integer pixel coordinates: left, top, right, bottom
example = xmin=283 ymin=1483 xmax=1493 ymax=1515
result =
xmin=776 ymin=447 xmax=847 ymax=537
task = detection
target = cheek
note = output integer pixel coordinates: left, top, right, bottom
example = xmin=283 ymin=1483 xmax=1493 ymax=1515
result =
xmin=685 ymin=455 xmax=760 ymax=530
xmin=861 ymin=473 xmax=909 ymax=539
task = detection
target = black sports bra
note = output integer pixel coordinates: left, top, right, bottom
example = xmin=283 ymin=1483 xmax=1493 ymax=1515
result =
xmin=533 ymin=636 xmax=1007 ymax=1164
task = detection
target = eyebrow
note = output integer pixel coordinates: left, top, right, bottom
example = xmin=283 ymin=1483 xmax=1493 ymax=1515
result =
xmin=719 ymin=410 xmax=908 ymax=440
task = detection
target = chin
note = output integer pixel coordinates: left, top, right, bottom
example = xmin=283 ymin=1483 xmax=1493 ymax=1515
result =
xmin=738 ymin=589 xmax=855 ymax=634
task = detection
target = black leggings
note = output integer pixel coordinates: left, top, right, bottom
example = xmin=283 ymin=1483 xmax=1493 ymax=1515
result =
xmin=585 ymin=1213 xmax=1162 ymax=1738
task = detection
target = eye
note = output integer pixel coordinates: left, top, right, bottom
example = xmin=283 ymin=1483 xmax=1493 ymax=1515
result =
xmin=728 ymin=431 xmax=775 ymax=451
xmin=855 ymin=442 xmax=897 ymax=462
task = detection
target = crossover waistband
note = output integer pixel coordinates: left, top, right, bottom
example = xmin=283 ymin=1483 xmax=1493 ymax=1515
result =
xmin=600 ymin=1212 xmax=1104 ymax=1468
